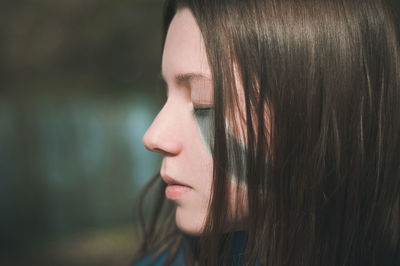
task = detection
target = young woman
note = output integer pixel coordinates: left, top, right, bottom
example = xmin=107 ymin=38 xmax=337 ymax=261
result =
xmin=134 ymin=0 xmax=400 ymax=265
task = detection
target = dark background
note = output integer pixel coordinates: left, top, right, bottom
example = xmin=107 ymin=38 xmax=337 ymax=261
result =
xmin=0 ymin=0 xmax=164 ymax=265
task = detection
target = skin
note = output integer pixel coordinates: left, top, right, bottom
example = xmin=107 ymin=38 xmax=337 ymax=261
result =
xmin=142 ymin=8 xmax=215 ymax=235
xmin=142 ymin=7 xmax=247 ymax=235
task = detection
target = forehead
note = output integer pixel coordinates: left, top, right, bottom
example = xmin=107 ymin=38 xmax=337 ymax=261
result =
xmin=161 ymin=8 xmax=211 ymax=82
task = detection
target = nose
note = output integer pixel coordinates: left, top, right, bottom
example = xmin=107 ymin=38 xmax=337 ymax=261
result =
xmin=142 ymin=103 xmax=183 ymax=156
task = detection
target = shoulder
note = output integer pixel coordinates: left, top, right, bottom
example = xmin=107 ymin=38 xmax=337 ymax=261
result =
xmin=134 ymin=248 xmax=185 ymax=266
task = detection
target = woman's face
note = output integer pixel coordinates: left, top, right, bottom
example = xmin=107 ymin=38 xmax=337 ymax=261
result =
xmin=143 ymin=8 xmax=249 ymax=235
xmin=142 ymin=8 xmax=215 ymax=235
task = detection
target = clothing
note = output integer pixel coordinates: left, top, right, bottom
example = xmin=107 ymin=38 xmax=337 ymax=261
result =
xmin=135 ymin=247 xmax=184 ymax=266
xmin=135 ymin=231 xmax=258 ymax=266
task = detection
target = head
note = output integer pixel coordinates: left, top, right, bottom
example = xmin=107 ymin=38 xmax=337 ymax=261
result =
xmin=138 ymin=0 xmax=400 ymax=265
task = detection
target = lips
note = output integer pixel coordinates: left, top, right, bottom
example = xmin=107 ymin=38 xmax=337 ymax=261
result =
xmin=160 ymin=172 xmax=191 ymax=187
xmin=160 ymin=172 xmax=192 ymax=200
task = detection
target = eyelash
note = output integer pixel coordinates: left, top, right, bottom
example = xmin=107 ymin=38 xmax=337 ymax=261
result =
xmin=193 ymin=106 xmax=213 ymax=115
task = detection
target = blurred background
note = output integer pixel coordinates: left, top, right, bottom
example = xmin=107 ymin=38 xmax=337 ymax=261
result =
xmin=0 ymin=0 xmax=164 ymax=265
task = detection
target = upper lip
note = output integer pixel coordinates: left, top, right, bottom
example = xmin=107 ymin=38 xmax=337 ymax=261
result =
xmin=160 ymin=172 xmax=191 ymax=187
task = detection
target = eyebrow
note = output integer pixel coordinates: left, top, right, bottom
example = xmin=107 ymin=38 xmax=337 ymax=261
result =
xmin=159 ymin=72 xmax=212 ymax=85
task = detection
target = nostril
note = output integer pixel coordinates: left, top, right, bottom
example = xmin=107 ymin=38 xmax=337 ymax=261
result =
xmin=142 ymin=136 xmax=157 ymax=152
xmin=142 ymin=131 xmax=182 ymax=155
xmin=153 ymin=148 xmax=175 ymax=156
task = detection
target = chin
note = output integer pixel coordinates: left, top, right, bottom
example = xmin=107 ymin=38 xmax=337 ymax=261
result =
xmin=175 ymin=205 xmax=206 ymax=236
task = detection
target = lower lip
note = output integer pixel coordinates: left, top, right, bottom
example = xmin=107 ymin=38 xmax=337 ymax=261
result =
xmin=165 ymin=185 xmax=191 ymax=200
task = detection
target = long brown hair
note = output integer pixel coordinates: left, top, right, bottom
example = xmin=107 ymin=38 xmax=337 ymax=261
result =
xmin=134 ymin=0 xmax=400 ymax=265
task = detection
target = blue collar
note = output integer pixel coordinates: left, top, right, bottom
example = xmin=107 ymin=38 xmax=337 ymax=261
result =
xmin=135 ymin=231 xmax=258 ymax=266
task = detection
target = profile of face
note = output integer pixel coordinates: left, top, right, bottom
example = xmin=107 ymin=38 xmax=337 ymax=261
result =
xmin=142 ymin=8 xmax=215 ymax=235
xmin=142 ymin=7 xmax=250 ymax=235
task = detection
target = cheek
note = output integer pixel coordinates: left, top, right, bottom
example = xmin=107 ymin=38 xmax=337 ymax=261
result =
xmin=194 ymin=106 xmax=269 ymax=190
xmin=184 ymin=113 xmax=214 ymax=190
xmin=193 ymin=109 xmax=214 ymax=154
xmin=194 ymin=109 xmax=248 ymax=186
xmin=191 ymin=110 xmax=253 ymax=231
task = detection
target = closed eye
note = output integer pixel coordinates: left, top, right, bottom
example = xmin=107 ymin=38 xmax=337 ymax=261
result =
xmin=193 ymin=106 xmax=213 ymax=116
